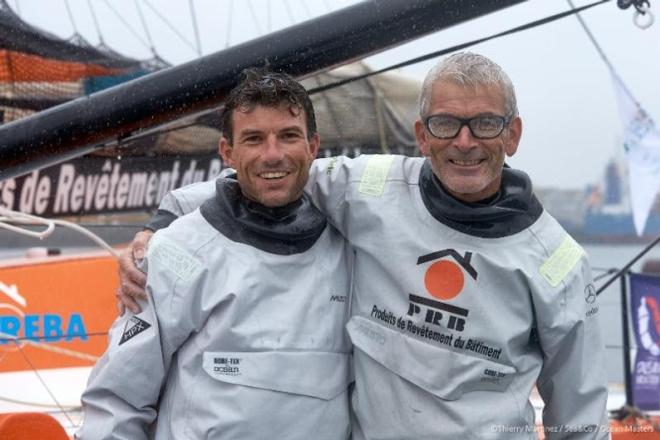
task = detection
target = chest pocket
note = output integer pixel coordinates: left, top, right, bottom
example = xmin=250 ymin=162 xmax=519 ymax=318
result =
xmin=202 ymin=350 xmax=352 ymax=399
xmin=347 ymin=316 xmax=516 ymax=401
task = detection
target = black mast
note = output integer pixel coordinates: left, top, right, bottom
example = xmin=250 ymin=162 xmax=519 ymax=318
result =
xmin=0 ymin=0 xmax=525 ymax=181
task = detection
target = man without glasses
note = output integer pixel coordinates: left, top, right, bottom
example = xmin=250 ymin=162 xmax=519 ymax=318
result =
xmin=78 ymin=69 xmax=352 ymax=439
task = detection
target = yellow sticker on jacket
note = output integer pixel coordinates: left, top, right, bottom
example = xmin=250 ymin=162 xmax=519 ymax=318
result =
xmin=358 ymin=155 xmax=394 ymax=196
xmin=539 ymin=236 xmax=585 ymax=287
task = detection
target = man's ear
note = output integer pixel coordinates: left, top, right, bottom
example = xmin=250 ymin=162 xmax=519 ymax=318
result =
xmin=414 ymin=119 xmax=430 ymax=157
xmin=308 ymin=133 xmax=320 ymax=160
xmin=219 ymin=137 xmax=235 ymax=168
xmin=505 ymin=116 xmax=522 ymax=157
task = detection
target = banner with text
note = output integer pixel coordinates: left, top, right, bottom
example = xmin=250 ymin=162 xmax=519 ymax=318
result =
xmin=612 ymin=73 xmax=660 ymax=236
xmin=629 ymin=272 xmax=660 ymax=410
xmin=0 ymin=154 xmax=222 ymax=217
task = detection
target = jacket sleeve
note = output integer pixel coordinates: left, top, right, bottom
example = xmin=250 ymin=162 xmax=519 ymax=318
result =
xmin=76 ymin=233 xmax=205 ymax=439
xmin=305 ymin=155 xmax=367 ymax=236
xmin=531 ymin=236 xmax=609 ymax=439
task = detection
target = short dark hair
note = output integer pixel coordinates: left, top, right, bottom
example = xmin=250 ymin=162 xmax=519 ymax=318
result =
xmin=220 ymin=68 xmax=317 ymax=144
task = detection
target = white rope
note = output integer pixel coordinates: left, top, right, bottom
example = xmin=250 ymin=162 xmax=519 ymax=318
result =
xmin=0 ymin=331 xmax=100 ymax=362
xmin=0 ymin=394 xmax=81 ymax=410
xmin=0 ymin=206 xmax=119 ymax=258
xmin=225 ymin=0 xmax=234 ymax=48
xmin=86 ymin=0 xmax=105 ymax=44
xmin=11 ymin=339 xmax=76 ymax=426
xmin=188 ymin=0 xmax=203 ymax=56
xmin=63 ymin=0 xmax=79 ymax=36
xmin=246 ymin=0 xmax=263 ymax=35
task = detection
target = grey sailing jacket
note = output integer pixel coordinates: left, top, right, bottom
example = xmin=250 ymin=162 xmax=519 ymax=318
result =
xmin=138 ymin=155 xmax=610 ymax=440
xmin=78 ymin=178 xmax=352 ymax=440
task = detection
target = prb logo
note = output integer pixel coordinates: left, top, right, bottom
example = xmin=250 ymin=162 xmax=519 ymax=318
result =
xmin=407 ymin=249 xmax=478 ymax=332
xmin=420 ymin=249 xmax=478 ymax=300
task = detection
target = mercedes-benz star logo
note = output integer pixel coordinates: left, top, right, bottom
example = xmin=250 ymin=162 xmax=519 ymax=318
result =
xmin=584 ymin=284 xmax=597 ymax=304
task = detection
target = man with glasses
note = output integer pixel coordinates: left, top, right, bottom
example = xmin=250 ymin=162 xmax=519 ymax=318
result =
xmin=119 ymin=52 xmax=609 ymax=438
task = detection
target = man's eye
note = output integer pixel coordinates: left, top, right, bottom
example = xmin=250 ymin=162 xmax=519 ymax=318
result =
xmin=282 ymin=132 xmax=302 ymax=140
xmin=434 ymin=119 xmax=457 ymax=129
xmin=243 ymin=136 xmax=261 ymax=144
xmin=475 ymin=117 xmax=498 ymax=129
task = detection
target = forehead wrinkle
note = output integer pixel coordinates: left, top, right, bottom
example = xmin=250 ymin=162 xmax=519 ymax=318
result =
xmin=430 ymin=85 xmax=506 ymax=118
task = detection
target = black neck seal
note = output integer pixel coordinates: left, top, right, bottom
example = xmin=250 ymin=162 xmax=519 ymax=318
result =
xmin=418 ymin=161 xmax=543 ymax=238
xmin=200 ymin=176 xmax=327 ymax=254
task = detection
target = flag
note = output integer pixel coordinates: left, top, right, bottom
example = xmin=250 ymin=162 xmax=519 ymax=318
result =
xmin=611 ymin=73 xmax=660 ymax=236
xmin=629 ymin=273 xmax=660 ymax=410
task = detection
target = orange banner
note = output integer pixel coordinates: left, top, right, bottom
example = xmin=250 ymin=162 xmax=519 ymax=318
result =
xmin=0 ymin=253 xmax=118 ymax=372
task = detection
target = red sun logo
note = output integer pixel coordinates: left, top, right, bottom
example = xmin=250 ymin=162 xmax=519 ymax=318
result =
xmin=424 ymin=260 xmax=464 ymax=300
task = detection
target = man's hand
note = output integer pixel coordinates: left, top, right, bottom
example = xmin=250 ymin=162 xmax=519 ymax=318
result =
xmin=117 ymin=230 xmax=154 ymax=315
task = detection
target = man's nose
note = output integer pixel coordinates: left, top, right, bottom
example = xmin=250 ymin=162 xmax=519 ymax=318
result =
xmin=452 ymin=125 xmax=477 ymax=150
xmin=262 ymin=135 xmax=285 ymax=161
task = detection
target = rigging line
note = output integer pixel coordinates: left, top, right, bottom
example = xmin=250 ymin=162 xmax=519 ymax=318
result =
xmin=604 ymin=343 xmax=639 ymax=349
xmin=300 ymin=0 xmax=313 ymax=20
xmin=86 ymin=0 xmax=105 ymax=44
xmin=566 ymin=0 xmax=640 ymax=106
xmin=142 ymin=0 xmax=199 ymax=54
xmin=34 ymin=222 xmax=145 ymax=228
xmin=0 ymin=394 xmax=80 ymax=410
xmin=114 ymin=119 xmax=208 ymax=146
xmin=0 ymin=207 xmax=120 ymax=257
xmin=13 ymin=339 xmax=76 ymax=427
xmin=246 ymin=0 xmax=263 ymax=35
xmin=283 ymin=0 xmax=297 ymax=26
xmin=225 ymin=0 xmax=234 ymax=48
xmin=134 ymin=0 xmax=157 ymax=56
xmin=592 ymin=266 xmax=619 ymax=272
xmin=65 ymin=223 xmax=145 ymax=228
xmin=94 ymin=1 xmax=610 ymax=151
xmin=593 ymin=268 xmax=618 ymax=282
xmin=0 ymin=331 xmax=101 ymax=362
xmin=100 ymin=0 xmax=151 ymax=51
xmin=63 ymin=0 xmax=80 ymax=36
xmin=596 ymin=232 xmax=660 ymax=294
xmin=188 ymin=0 xmax=203 ymax=56
xmin=308 ymin=0 xmax=611 ymax=95
xmin=0 ymin=331 xmax=108 ymax=343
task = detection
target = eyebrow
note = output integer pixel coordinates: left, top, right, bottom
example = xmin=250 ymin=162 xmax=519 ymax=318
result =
xmin=429 ymin=112 xmax=503 ymax=118
xmin=278 ymin=126 xmax=305 ymax=134
xmin=237 ymin=129 xmax=263 ymax=138
xmin=238 ymin=126 xmax=305 ymax=137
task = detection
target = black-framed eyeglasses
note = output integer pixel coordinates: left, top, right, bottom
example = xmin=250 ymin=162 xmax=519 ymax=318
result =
xmin=423 ymin=114 xmax=509 ymax=140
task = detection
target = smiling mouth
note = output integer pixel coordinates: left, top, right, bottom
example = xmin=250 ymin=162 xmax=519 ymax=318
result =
xmin=259 ymin=171 xmax=289 ymax=180
xmin=449 ymin=159 xmax=484 ymax=167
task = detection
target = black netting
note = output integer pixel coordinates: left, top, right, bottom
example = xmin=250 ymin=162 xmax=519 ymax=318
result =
xmin=0 ymin=0 xmax=162 ymax=125
xmin=0 ymin=0 xmax=418 ymax=162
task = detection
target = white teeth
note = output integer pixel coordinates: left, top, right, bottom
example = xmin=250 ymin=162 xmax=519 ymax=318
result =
xmin=260 ymin=172 xmax=288 ymax=179
xmin=452 ymin=159 xmax=481 ymax=166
